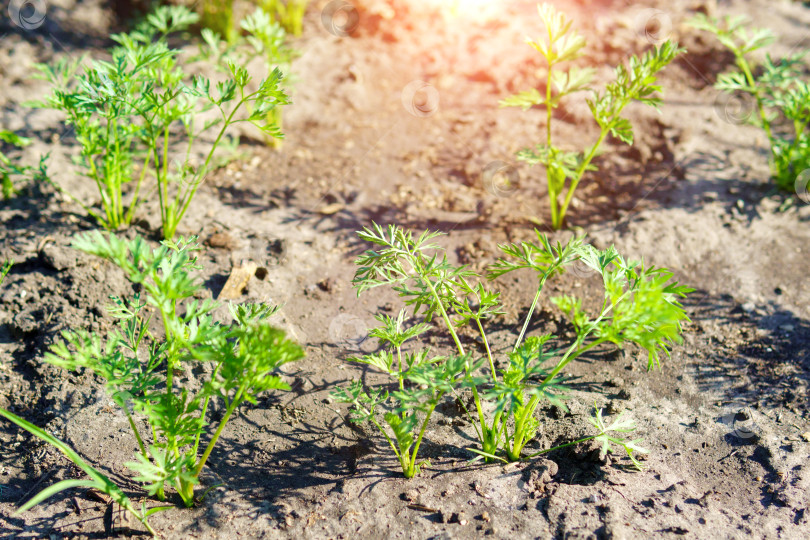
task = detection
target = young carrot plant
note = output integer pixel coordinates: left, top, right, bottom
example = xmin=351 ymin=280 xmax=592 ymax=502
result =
xmin=336 ymin=224 xmax=690 ymax=473
xmin=484 ymin=232 xmax=691 ymax=462
xmin=45 ymin=231 xmax=303 ymax=507
xmin=501 ymin=4 xmax=683 ymax=229
xmin=333 ymin=351 xmax=473 ymax=479
xmin=690 ymin=14 xmax=810 ymax=193
xmin=199 ymin=7 xmax=295 ymax=149
xmin=33 ymin=5 xmax=289 ymax=238
xmin=330 ymin=229 xmax=480 ymax=478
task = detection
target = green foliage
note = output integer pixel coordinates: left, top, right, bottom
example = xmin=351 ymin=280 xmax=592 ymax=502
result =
xmin=501 ymin=3 xmax=683 ymax=229
xmin=690 ymin=14 xmax=810 ymax=192
xmin=587 ymin=406 xmax=648 ymax=469
xmin=0 ymin=259 xmax=10 ymax=285
xmin=0 ymin=408 xmax=168 ymax=536
xmin=45 ymin=231 xmax=303 ymax=506
xmin=200 ymin=0 xmax=237 ymax=44
xmin=259 ymin=0 xmax=310 ymax=37
xmin=336 ymin=223 xmax=691 ymax=472
xmin=198 ymin=1 xmax=308 ymax=44
xmin=198 ymin=7 xmax=295 ymax=150
xmin=0 ymin=130 xmax=48 ymax=200
xmin=333 ymin=354 xmax=473 ymax=478
xmin=32 ymin=5 xmax=290 ymax=238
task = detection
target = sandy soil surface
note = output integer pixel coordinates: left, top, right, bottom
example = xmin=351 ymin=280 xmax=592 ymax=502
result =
xmin=1 ymin=0 xmax=809 ymax=538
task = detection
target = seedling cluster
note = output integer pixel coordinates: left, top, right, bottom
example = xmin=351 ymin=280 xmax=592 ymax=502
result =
xmin=2 ymin=231 xmax=302 ymax=531
xmin=333 ymin=224 xmax=691 ymax=476
xmin=33 ymin=5 xmax=289 ymax=239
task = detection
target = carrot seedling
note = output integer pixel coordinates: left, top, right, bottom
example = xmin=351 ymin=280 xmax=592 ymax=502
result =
xmin=335 ymin=224 xmax=691 ymax=473
xmin=32 ymin=5 xmax=289 ymax=238
xmin=45 ymin=232 xmax=303 ymax=507
xmin=501 ymin=3 xmax=683 ymax=229
xmin=198 ymin=7 xmax=296 ymax=150
xmin=690 ymin=14 xmax=810 ymax=194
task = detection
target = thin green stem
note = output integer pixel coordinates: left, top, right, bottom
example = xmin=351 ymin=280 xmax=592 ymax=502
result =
xmin=565 ymin=338 xmax=607 ymax=364
xmin=124 ymin=150 xmax=153 ymax=225
xmin=470 ymin=384 xmax=488 ymax=442
xmin=125 ymin=410 xmax=148 ymax=460
xmin=425 ymin=279 xmax=465 ymax=356
xmin=139 ymin=515 xmax=158 ymax=537
xmin=514 ymin=259 xmax=566 ymax=353
xmin=370 ymin=416 xmax=402 ymax=462
xmin=161 ymin=125 xmax=170 ymax=192
xmin=396 ymin=345 xmax=404 ymax=390
xmin=542 ymin=291 xmax=628 ymax=386
xmin=514 ymin=284 xmax=543 ymax=353
xmin=556 ymin=128 xmax=608 ymax=229
xmin=737 ymin=55 xmax=775 ymax=147
xmin=475 ymin=318 xmax=496 ymax=379
xmin=504 ymin=295 xmax=622 ymax=460
xmin=194 ymin=388 xmax=243 ymax=477
xmin=152 ymin=143 xmax=167 ymax=234
xmin=192 ymin=366 xmax=221 ymax=458
xmin=170 ymin=96 xmax=252 ymax=240
xmin=405 ymin=399 xmax=440 ymax=478
xmin=448 ymin=386 xmax=483 ymax=442
xmin=85 ymin=157 xmax=112 ymax=228
xmin=545 ymin=61 xmax=559 ymax=226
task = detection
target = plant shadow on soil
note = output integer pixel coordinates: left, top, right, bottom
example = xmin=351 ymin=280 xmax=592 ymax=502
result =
xmin=0 ymin=500 xmax=148 ymax=539
xmin=686 ymin=292 xmax=810 ymax=412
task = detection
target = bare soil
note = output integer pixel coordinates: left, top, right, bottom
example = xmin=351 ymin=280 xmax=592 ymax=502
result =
xmin=1 ymin=0 xmax=809 ymax=538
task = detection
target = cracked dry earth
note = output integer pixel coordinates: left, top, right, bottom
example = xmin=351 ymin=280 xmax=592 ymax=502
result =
xmin=1 ymin=0 xmax=809 ymax=538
